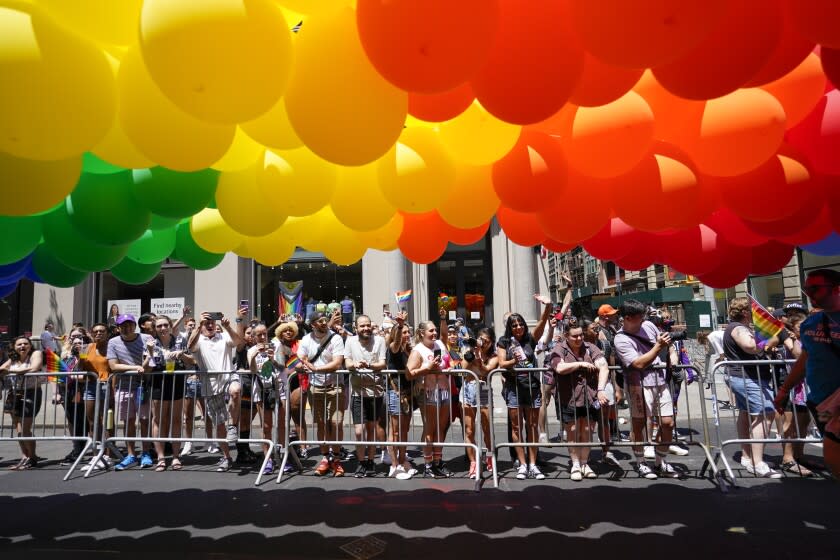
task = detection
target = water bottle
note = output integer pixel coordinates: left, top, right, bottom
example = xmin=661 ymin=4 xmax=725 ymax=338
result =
xmin=106 ymin=409 xmax=115 ymax=431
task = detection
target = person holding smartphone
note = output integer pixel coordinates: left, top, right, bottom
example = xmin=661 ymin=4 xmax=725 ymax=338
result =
xmin=406 ymin=320 xmax=453 ymax=478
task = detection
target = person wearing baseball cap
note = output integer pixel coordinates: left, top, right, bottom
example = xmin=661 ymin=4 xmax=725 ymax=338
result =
xmin=596 ymin=304 xmax=623 ymax=407
xmin=598 ymin=304 xmax=618 ymax=317
xmin=784 ymin=302 xmax=806 ymax=315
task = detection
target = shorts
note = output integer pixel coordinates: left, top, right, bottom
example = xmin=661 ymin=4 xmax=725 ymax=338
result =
xmin=83 ymin=381 xmax=107 ymax=402
xmin=727 ymin=375 xmax=775 ymax=415
xmin=560 ymin=402 xmax=600 ymax=425
xmin=628 ymin=384 xmax=674 ymax=419
xmin=351 ymin=394 xmax=385 ymax=424
xmin=807 ymin=399 xmax=840 ymax=444
xmin=114 ymin=387 xmax=150 ymax=421
xmin=205 ymin=392 xmax=230 ymax=426
xmin=149 ymin=373 xmax=186 ymax=401
xmin=504 ymin=384 xmax=542 ymax=409
xmin=185 ymin=378 xmax=203 ymax=400
xmin=4 ymin=388 xmax=42 ymax=418
xmin=424 ymin=385 xmax=451 ymax=406
xmin=310 ymin=385 xmax=341 ymax=426
xmin=460 ymin=380 xmax=489 ymax=408
xmin=387 ymin=389 xmax=412 ymax=416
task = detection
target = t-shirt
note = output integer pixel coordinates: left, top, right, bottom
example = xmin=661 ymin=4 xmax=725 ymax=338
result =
xmin=345 ymin=335 xmax=386 ymax=397
xmin=107 ymin=333 xmax=152 ymax=389
xmin=298 ymin=332 xmax=345 ymax=387
xmin=40 ymin=330 xmax=59 ymax=353
xmin=192 ymin=332 xmax=236 ymax=395
xmin=340 ymin=298 xmax=354 ymax=314
xmin=549 ymin=340 xmax=605 ymax=405
xmin=614 ymin=321 xmax=668 ymax=387
xmin=799 ymin=310 xmax=840 ymax=405
xmin=247 ymin=343 xmax=288 ymax=400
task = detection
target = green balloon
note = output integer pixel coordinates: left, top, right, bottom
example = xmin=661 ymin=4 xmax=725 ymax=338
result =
xmin=174 ymin=220 xmax=225 ymax=270
xmin=0 ymin=215 xmax=41 ymax=265
xmin=82 ymin=152 xmax=125 ymax=175
xmin=68 ymin=171 xmax=151 ymax=246
xmin=32 ymin=243 xmax=88 ymax=288
xmin=149 ymin=213 xmax=180 ymax=230
xmin=132 ymin=167 xmax=219 ymax=219
xmin=41 ymin=204 xmax=129 ymax=272
xmin=126 ymin=227 xmax=176 ymax=264
xmin=111 ymin=256 xmax=162 ymax=285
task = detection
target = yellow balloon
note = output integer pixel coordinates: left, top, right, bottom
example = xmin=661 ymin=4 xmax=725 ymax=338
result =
xmin=278 ymin=1 xmax=354 ymax=14
xmin=439 ymin=100 xmax=521 ymax=166
xmin=0 ymin=151 xmax=82 ymax=216
xmin=240 ymin=97 xmax=303 ymax=151
xmin=378 ymin=127 xmax=455 ymax=214
xmin=261 ymin=147 xmax=337 ymax=217
xmin=190 ymin=208 xmax=245 ymax=253
xmin=216 ymin=157 xmax=288 ymax=236
xmin=139 ymin=0 xmax=293 ymax=124
xmin=118 ymin=47 xmax=235 ymax=171
xmin=331 ymin=162 xmax=396 ymax=232
xmin=354 ymin=213 xmax=404 ymax=252
xmin=0 ymin=3 xmax=116 ymax=160
xmin=318 ymin=209 xmax=367 ymax=265
xmin=241 ymin=229 xmax=295 ymax=267
xmin=437 ymin=164 xmax=500 ymax=229
xmin=211 ymin=127 xmax=264 ymax=172
xmin=284 ymin=6 xmax=407 ymax=165
xmin=38 ymin=0 xmax=142 ymax=46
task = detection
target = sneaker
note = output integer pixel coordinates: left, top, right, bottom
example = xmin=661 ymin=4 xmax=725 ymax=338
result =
xmin=403 ymin=461 xmax=417 ymax=478
xmin=388 ymin=465 xmax=398 ymax=478
xmin=226 ymin=425 xmax=239 ymax=444
xmin=423 ymin=464 xmax=436 ymax=478
xmin=668 ymin=444 xmax=689 ymax=456
xmin=314 ymin=458 xmax=331 ymax=476
xmin=180 ymin=442 xmax=193 ymax=457
xmin=298 ymin=446 xmax=309 ymax=460
xmin=381 ymin=449 xmax=392 ymax=465
xmin=528 ymin=464 xmax=545 ymax=480
xmin=468 ymin=461 xmax=478 ymax=479
xmin=207 ymin=444 xmax=220 ymax=455
xmin=485 ymin=456 xmax=494 ymax=473
xmin=655 ymin=461 xmax=680 ymax=479
xmin=262 ymin=458 xmax=275 ymax=475
xmin=570 ymin=464 xmax=583 ymax=481
xmin=753 ymin=462 xmax=783 ymax=479
xmin=643 ymin=446 xmax=655 ymax=460
xmin=740 ymin=456 xmax=754 ymax=470
xmin=538 ymin=432 xmax=548 ymax=444
xmin=354 ymin=462 xmax=367 ymax=478
xmin=435 ymin=461 xmax=452 ymax=478
xmin=636 ymin=462 xmax=658 ymax=480
xmin=331 ymin=460 xmax=345 ymax=477
xmin=234 ymin=449 xmax=258 ymax=466
xmin=140 ymin=452 xmax=153 ymax=469
xmin=339 ymin=447 xmax=353 ymax=461
xmin=114 ymin=454 xmax=137 ymax=471
xmin=603 ymin=451 xmax=621 ymax=468
xmin=581 ymin=464 xmax=597 ymax=479
xmin=516 ymin=464 xmax=528 ymax=480
xmin=365 ymin=460 xmax=376 ymax=477
xmin=216 ymin=457 xmax=231 ymax=472
xmin=396 ymin=464 xmax=415 ymax=480
xmin=60 ymin=452 xmax=80 ymax=466
xmin=82 ymin=456 xmax=111 ymax=472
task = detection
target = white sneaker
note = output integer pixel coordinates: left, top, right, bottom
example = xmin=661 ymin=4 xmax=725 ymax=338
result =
xmin=754 ymin=462 xmax=783 ymax=479
xmin=381 ymin=449 xmax=392 ymax=465
xmin=528 ymin=464 xmax=545 ymax=480
xmin=388 ymin=465 xmax=398 ymax=478
xmin=740 ymin=456 xmax=753 ymax=470
xmin=644 ymin=446 xmax=655 ymax=460
xmin=396 ymin=463 xmax=416 ymax=480
xmin=516 ymin=464 xmax=528 ymax=480
xmin=655 ymin=461 xmax=680 ymax=479
xmin=581 ymin=464 xmax=598 ymax=479
xmin=180 ymin=442 xmax=194 ymax=457
xmin=668 ymin=444 xmax=689 ymax=456
xmin=82 ymin=455 xmax=111 ymax=472
xmin=538 ymin=432 xmax=548 ymax=444
xmin=404 ymin=462 xmax=417 ymax=477
xmin=570 ymin=464 xmax=583 ymax=481
xmin=226 ymin=425 xmax=239 ymax=444
xmin=637 ymin=462 xmax=658 ymax=480
xmin=603 ymin=451 xmax=621 ymax=468
xmin=207 ymin=444 xmax=220 ymax=454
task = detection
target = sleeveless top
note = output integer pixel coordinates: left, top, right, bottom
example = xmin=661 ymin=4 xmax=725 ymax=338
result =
xmin=723 ymin=321 xmax=772 ymax=381
xmin=414 ymin=340 xmax=449 ymax=393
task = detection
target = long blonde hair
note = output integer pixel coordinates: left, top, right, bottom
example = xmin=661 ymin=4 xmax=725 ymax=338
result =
xmin=414 ymin=321 xmax=436 ymax=345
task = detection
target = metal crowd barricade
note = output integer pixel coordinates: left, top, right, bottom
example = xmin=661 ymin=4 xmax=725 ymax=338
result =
xmin=90 ymin=370 xmax=279 ymax=485
xmin=486 ymin=364 xmax=723 ymax=489
xmin=708 ymin=359 xmax=822 ymax=486
xmin=277 ymin=369 xmax=483 ymax=491
xmin=0 ymin=371 xmax=100 ymax=480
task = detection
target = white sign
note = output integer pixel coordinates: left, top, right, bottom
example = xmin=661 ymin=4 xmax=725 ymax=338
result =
xmin=448 ymin=310 xmax=457 ymax=320
xmin=151 ymin=297 xmax=185 ymax=318
xmin=699 ymin=314 xmax=712 ymax=328
xmin=107 ymin=299 xmax=141 ymax=319
xmin=470 ymin=311 xmax=481 ymax=319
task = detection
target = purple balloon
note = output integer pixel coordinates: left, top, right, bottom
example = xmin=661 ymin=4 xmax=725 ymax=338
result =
xmin=0 ymin=281 xmax=17 ymax=298
xmin=0 ymin=254 xmax=33 ymax=285
xmin=801 ymin=232 xmax=840 ymax=257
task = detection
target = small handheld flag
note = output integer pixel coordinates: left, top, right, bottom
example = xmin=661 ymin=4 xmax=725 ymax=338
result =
xmin=44 ymin=348 xmax=69 ymax=383
xmin=395 ymin=289 xmax=412 ymax=305
xmin=749 ymin=294 xmax=784 ymax=345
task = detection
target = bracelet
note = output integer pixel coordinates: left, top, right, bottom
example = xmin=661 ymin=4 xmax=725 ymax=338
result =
xmin=235 ymin=318 xmax=243 ymax=323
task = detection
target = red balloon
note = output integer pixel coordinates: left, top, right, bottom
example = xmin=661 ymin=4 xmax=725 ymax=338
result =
xmin=774 ymin=205 xmax=833 ymax=245
xmin=449 ymin=221 xmax=489 ymax=246
xmin=407 ymin=83 xmax=474 ymax=122
xmin=496 ymin=206 xmax=544 ymax=246
xmin=659 ymin=225 xmax=722 ymax=276
xmin=823 ymin=174 xmax=840 ymax=232
xmin=492 ymin=131 xmax=567 ymax=212
xmin=750 ymin=240 xmax=795 ymax=275
xmin=745 ymin=7 xmax=815 ymax=86
xmin=582 ymin=218 xmax=641 ymax=261
xmin=823 ymin=47 xmax=840 ymax=91
xmin=537 ymin=168 xmax=611 ymax=242
xmin=356 ymin=0 xmax=499 ymax=93
xmin=471 ymin=0 xmax=584 ymax=124
xmin=613 ymin=232 xmax=659 ymax=271
xmin=784 ymin=0 xmax=840 ymax=49
xmin=696 ymin=244 xmax=753 ymax=288
xmin=741 ymin=197 xmax=824 ymax=239
xmin=542 ymin=238 xmax=577 ymax=253
xmin=786 ymin=86 xmax=840 ymax=176
xmin=569 ymin=52 xmax=644 ymax=107
xmin=653 ymin=0 xmax=783 ymax=100
xmin=704 ymin=208 xmax=769 ymax=247
xmin=397 ymin=212 xmax=448 ymax=264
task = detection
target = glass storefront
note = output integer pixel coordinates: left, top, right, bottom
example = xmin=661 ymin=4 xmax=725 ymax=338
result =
xmin=0 ymin=280 xmax=34 ymax=346
xmin=97 ymin=263 xmax=195 ymax=325
xmin=748 ymin=273 xmax=785 ymax=309
xmin=428 ymin=236 xmax=492 ymax=331
xmin=255 ymin=250 xmax=363 ymax=326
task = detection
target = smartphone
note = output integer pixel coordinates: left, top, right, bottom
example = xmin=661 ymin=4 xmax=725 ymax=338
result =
xmin=433 ymin=347 xmax=442 ymax=360
xmin=239 ymin=299 xmax=249 ymax=311
xmin=207 ymin=312 xmax=224 ymax=321
xmin=382 ymin=304 xmax=391 ymax=316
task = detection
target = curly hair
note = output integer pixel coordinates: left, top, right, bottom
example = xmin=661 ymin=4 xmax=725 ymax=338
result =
xmin=728 ymin=297 xmax=751 ymax=322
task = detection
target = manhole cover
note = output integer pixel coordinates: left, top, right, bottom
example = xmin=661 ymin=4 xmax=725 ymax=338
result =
xmin=340 ymin=535 xmax=387 ymax=560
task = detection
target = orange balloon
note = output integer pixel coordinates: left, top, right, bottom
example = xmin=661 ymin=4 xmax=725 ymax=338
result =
xmin=633 ymin=71 xmax=704 ymax=145
xmin=397 ymin=212 xmax=448 ymax=264
xmin=536 ymin=169 xmax=611 ymax=242
xmin=570 ymin=0 xmax=728 ymax=69
xmin=470 ymin=0 xmax=584 ymax=125
xmin=762 ymin=53 xmax=827 ymax=129
xmin=541 ymin=238 xmax=577 ymax=253
xmin=356 ymin=0 xmax=499 ymax=94
xmin=449 ymin=222 xmax=489 ymax=246
xmin=408 ymin=83 xmax=474 ymax=122
xmin=784 ymin=0 xmax=840 ymax=49
xmin=569 ymin=52 xmax=643 ymax=107
xmin=684 ymin=89 xmax=785 ymax=177
xmin=745 ymin=7 xmax=815 ymax=86
xmin=496 ymin=206 xmax=544 ymax=246
xmin=437 ymin=164 xmax=499 ymax=229
xmin=559 ymin=91 xmax=655 ymax=179
xmin=491 ymin=131 xmax=567 ymax=213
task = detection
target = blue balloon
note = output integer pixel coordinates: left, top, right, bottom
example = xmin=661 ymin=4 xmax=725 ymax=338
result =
xmin=24 ymin=259 xmax=43 ymax=283
xmin=0 ymin=281 xmax=17 ymax=298
xmin=801 ymin=232 xmax=840 ymax=257
xmin=0 ymin=254 xmax=32 ymax=285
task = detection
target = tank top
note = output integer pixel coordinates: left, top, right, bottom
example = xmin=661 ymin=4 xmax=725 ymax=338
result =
xmin=723 ymin=321 xmax=772 ymax=380
xmin=386 ymin=347 xmax=410 ymax=391
xmin=81 ymin=343 xmax=110 ymax=381
xmin=414 ymin=340 xmax=449 ymax=392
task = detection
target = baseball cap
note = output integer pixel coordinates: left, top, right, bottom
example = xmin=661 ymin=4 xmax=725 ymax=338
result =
xmin=309 ymin=311 xmax=327 ymax=324
xmin=784 ymin=302 xmax=806 ymax=313
xmin=115 ymin=314 xmax=136 ymax=325
xmin=597 ymin=304 xmax=618 ymax=317
xmin=455 ymin=316 xmax=465 ymax=323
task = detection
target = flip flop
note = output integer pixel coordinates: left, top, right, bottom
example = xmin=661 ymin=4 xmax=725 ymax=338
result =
xmin=154 ymin=460 xmax=167 ymax=472
xmin=171 ymin=458 xmax=183 ymax=471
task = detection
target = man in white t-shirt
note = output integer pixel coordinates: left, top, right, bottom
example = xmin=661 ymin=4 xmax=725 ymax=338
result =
xmin=188 ymin=312 xmax=244 ymax=472
xmin=297 ymin=311 xmax=345 ymax=476
xmin=344 ymin=315 xmax=387 ymax=478
xmin=40 ymin=320 xmax=59 ymax=353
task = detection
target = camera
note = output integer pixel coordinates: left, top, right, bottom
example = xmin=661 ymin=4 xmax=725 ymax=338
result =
xmin=661 ymin=320 xmax=688 ymax=342
xmin=462 ymin=337 xmax=478 ymax=363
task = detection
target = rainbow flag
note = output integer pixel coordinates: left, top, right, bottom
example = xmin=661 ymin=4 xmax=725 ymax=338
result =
xmin=749 ymin=294 xmax=784 ymax=345
xmin=285 ymin=354 xmax=301 ymax=371
xmin=44 ymin=348 xmax=68 ymax=382
xmin=395 ymin=289 xmax=412 ymax=305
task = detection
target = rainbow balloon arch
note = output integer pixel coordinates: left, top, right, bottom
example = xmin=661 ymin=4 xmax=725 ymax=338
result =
xmin=2 ymin=0 xmax=840 ymax=297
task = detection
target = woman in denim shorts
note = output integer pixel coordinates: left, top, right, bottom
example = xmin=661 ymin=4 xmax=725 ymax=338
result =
xmin=460 ymin=328 xmax=498 ymax=479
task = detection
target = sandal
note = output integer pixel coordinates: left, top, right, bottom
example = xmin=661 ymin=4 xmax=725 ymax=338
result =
xmin=9 ymin=457 xmax=27 ymax=471
xmin=171 ymin=458 xmax=183 ymax=471
xmin=154 ymin=460 xmax=167 ymax=472
xmin=780 ymin=461 xmax=814 ymax=477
